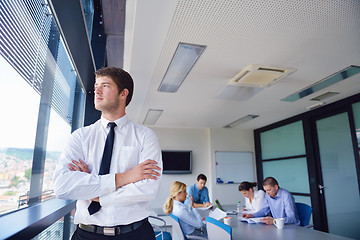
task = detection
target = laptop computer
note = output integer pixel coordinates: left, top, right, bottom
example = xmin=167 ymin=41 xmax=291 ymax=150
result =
xmin=215 ymin=199 xmax=237 ymax=215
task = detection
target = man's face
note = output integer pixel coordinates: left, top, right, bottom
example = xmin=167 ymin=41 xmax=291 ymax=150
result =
xmin=94 ymin=76 xmax=122 ymax=112
xmin=263 ymin=184 xmax=279 ymax=198
xmin=196 ymin=179 xmax=206 ymax=190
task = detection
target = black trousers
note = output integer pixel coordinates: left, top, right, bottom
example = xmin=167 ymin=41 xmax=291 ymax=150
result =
xmin=71 ymin=220 xmax=155 ymax=240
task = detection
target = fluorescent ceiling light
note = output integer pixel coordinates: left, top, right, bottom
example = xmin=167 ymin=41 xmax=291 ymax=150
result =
xmin=143 ymin=109 xmax=163 ymax=125
xmin=310 ymin=91 xmax=339 ymax=101
xmin=224 ymin=114 xmax=259 ymax=128
xmin=282 ymin=65 xmax=360 ymax=102
xmin=158 ymin=42 xmax=206 ymax=93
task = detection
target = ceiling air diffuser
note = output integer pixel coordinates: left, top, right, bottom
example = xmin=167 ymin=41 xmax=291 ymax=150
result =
xmin=228 ymin=64 xmax=296 ymax=88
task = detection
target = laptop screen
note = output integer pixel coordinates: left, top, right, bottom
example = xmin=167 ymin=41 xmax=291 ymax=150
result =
xmin=215 ymin=199 xmax=224 ymax=211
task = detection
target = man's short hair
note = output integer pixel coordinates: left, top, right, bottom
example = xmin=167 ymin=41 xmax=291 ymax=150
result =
xmin=94 ymin=67 xmax=134 ymax=106
xmin=197 ymin=174 xmax=207 ymax=182
xmin=263 ymin=177 xmax=279 ymax=187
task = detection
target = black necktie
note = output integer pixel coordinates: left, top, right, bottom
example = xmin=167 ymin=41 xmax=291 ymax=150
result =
xmin=88 ymin=122 xmax=117 ymax=215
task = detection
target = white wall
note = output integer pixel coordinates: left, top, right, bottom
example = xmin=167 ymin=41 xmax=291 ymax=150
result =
xmin=149 ymin=127 xmax=255 ymax=210
xmin=149 ymin=128 xmax=211 ymax=209
xmin=209 ymin=128 xmax=256 ymax=206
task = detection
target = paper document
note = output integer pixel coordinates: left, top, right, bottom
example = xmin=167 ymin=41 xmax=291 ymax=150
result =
xmin=240 ymin=217 xmax=263 ymax=224
xmin=197 ymin=204 xmax=213 ymax=210
xmin=208 ymin=208 xmax=227 ymax=220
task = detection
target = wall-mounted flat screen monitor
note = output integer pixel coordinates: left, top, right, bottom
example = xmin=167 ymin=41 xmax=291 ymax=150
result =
xmin=162 ymin=150 xmax=192 ymax=174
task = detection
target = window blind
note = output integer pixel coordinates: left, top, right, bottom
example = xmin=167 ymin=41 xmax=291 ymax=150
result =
xmin=0 ymin=0 xmax=78 ymax=124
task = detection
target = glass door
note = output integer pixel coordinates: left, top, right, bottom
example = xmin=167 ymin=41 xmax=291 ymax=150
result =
xmin=315 ymin=111 xmax=360 ymax=239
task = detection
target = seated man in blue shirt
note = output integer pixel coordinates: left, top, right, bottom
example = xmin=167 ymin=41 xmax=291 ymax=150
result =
xmin=185 ymin=174 xmax=212 ymax=208
xmin=242 ymin=177 xmax=300 ymax=225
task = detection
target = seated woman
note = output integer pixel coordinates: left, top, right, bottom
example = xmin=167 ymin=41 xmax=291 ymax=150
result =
xmin=239 ymin=181 xmax=265 ymax=213
xmin=163 ymin=181 xmax=206 ymax=237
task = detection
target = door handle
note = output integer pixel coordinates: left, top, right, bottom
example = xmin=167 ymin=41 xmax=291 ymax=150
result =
xmin=318 ymin=184 xmax=324 ymax=194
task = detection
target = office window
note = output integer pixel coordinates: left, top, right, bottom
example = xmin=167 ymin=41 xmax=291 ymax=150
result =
xmin=0 ymin=55 xmax=40 ymax=214
xmin=33 ymin=213 xmax=76 ymax=239
xmin=0 ymin=0 xmax=84 ymax=215
xmin=260 ymin=121 xmax=306 ymax=159
xmin=43 ymin=109 xmax=71 ymax=194
xmin=81 ymin=0 xmax=95 ymax=40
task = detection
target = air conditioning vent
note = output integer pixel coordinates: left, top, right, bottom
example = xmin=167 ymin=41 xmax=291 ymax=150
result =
xmin=228 ymin=64 xmax=296 ymax=88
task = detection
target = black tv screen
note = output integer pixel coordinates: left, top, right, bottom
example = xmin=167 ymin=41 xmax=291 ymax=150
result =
xmin=162 ymin=150 xmax=192 ymax=174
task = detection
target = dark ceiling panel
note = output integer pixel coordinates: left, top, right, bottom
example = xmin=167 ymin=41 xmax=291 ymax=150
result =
xmin=49 ymin=0 xmax=96 ymax=92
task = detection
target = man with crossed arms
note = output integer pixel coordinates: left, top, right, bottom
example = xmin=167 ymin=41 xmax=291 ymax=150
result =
xmin=53 ymin=67 xmax=162 ymax=240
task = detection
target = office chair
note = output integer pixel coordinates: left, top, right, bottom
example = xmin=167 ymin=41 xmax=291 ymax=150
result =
xmin=205 ymin=216 xmax=232 ymax=240
xmin=295 ymin=202 xmax=313 ymax=227
xmin=149 ymin=216 xmax=172 ymax=240
xmin=168 ymin=213 xmax=207 ymax=240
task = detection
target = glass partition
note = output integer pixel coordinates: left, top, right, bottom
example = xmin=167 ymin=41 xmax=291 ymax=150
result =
xmin=263 ymin=157 xmax=310 ymax=194
xmin=352 ymin=101 xmax=360 ymax=148
xmin=316 ymin=112 xmax=360 ymax=239
xmin=260 ymin=121 xmax=305 ymax=159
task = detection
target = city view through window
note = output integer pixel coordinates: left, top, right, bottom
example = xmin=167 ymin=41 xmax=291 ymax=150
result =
xmin=0 ymin=55 xmax=71 ymax=215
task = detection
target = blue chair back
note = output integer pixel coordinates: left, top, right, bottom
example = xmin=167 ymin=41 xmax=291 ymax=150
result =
xmin=205 ymin=216 xmax=232 ymax=240
xmin=295 ymin=202 xmax=312 ymax=227
xmin=169 ymin=213 xmax=186 ymax=239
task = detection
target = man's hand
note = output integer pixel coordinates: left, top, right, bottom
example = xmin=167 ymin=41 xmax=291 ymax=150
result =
xmin=242 ymin=213 xmax=253 ymax=218
xmin=203 ymin=202 xmax=212 ymax=207
xmin=68 ymin=159 xmax=90 ymax=173
xmin=115 ymin=159 xmax=161 ymax=188
xmin=260 ymin=216 xmax=274 ymax=225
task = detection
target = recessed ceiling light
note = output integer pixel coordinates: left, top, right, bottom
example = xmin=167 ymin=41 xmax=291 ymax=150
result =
xmin=143 ymin=109 xmax=163 ymax=125
xmin=158 ymin=42 xmax=206 ymax=93
xmin=310 ymin=92 xmax=339 ymax=101
xmin=224 ymin=115 xmax=259 ymax=128
xmin=282 ymin=65 xmax=360 ymax=102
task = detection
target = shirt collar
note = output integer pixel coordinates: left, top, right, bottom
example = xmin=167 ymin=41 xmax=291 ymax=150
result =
xmin=100 ymin=114 xmax=128 ymax=130
xmin=271 ymin=188 xmax=282 ymax=199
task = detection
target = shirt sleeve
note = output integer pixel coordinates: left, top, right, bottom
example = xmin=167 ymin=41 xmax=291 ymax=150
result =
xmin=252 ymin=190 xmax=265 ymax=213
xmin=99 ymin=128 xmax=163 ymax=207
xmin=283 ymin=192 xmax=299 ymax=224
xmin=187 ymin=185 xmax=198 ymax=202
xmin=184 ymin=186 xmax=192 ymax=206
xmin=177 ymin=207 xmax=203 ymax=229
xmin=245 ymin=197 xmax=251 ymax=211
xmin=52 ymin=129 xmax=116 ymax=200
xmin=252 ymin=195 xmax=271 ymax=218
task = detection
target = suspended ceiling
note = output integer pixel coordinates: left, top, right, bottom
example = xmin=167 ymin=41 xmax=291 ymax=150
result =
xmin=103 ymin=0 xmax=360 ymax=130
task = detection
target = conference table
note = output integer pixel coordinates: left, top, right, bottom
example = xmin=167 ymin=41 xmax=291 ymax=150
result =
xmin=197 ymin=205 xmax=352 ymax=240
xmin=154 ymin=205 xmax=353 ymax=240
xmin=226 ymin=215 xmax=352 ymax=240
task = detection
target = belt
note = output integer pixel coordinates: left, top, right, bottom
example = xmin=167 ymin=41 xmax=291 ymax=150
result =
xmin=78 ymin=218 xmax=147 ymax=236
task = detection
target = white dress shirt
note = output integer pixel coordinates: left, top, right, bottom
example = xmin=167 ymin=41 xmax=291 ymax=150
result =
xmin=172 ymin=200 xmax=203 ymax=236
xmin=53 ymin=115 xmax=162 ymax=226
xmin=245 ymin=190 xmax=265 ymax=213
